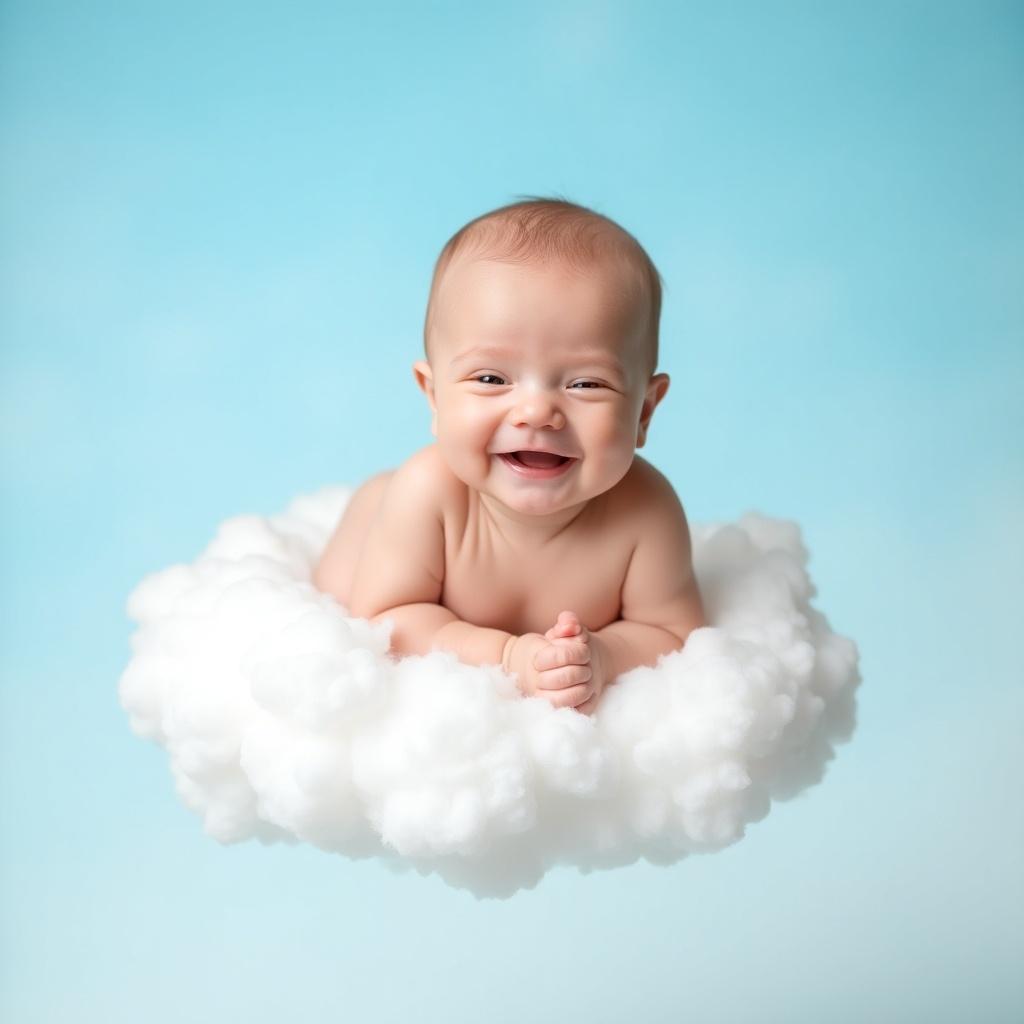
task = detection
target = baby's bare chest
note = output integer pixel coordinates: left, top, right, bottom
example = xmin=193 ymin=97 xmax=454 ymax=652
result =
xmin=438 ymin=503 xmax=634 ymax=636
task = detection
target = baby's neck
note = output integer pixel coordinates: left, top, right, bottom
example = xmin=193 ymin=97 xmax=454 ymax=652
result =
xmin=475 ymin=490 xmax=592 ymax=547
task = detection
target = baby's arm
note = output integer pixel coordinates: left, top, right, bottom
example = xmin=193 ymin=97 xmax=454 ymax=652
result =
xmin=591 ymin=467 xmax=706 ymax=683
xmin=341 ymin=450 xmax=514 ymax=666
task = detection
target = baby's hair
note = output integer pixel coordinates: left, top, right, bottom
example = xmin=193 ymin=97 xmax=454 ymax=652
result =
xmin=423 ymin=195 xmax=664 ymax=378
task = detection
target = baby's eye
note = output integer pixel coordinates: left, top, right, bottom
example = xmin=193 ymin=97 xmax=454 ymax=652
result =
xmin=474 ymin=374 xmax=506 ymax=386
xmin=569 ymin=381 xmax=602 ymax=389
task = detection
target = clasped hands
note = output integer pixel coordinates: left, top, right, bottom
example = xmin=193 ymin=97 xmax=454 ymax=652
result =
xmin=503 ymin=610 xmax=607 ymax=716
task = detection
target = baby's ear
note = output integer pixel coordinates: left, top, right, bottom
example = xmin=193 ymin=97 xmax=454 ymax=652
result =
xmin=636 ymin=373 xmax=670 ymax=448
xmin=412 ymin=361 xmax=438 ymax=436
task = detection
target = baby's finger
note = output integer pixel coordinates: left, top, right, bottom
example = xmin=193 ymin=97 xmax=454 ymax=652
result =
xmin=533 ymin=641 xmax=590 ymax=672
xmin=541 ymin=681 xmax=594 ymax=710
xmin=536 ymin=664 xmax=592 ymax=691
xmin=544 ymin=624 xmax=579 ymax=642
xmin=548 ymin=610 xmax=581 ymax=639
xmin=546 ymin=622 xmax=584 ymax=644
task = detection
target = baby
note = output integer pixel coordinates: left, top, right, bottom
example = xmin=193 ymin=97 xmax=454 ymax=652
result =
xmin=314 ymin=197 xmax=706 ymax=715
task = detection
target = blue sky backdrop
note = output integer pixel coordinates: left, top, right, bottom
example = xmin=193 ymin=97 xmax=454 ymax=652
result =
xmin=2 ymin=2 xmax=1022 ymax=1022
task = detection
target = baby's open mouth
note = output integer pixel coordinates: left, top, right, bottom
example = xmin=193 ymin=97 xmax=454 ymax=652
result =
xmin=501 ymin=451 xmax=573 ymax=468
xmin=497 ymin=451 xmax=578 ymax=480
xmin=507 ymin=452 xmax=573 ymax=468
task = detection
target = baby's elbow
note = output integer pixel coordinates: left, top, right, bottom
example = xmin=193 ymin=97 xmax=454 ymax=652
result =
xmin=348 ymin=592 xmax=383 ymax=620
xmin=679 ymin=587 xmax=709 ymax=640
xmin=669 ymin=612 xmax=707 ymax=649
xmin=311 ymin=562 xmax=344 ymax=604
xmin=665 ymin=628 xmax=688 ymax=652
xmin=311 ymin=560 xmax=329 ymax=593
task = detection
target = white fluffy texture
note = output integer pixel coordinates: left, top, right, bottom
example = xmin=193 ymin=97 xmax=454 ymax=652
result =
xmin=120 ymin=486 xmax=859 ymax=897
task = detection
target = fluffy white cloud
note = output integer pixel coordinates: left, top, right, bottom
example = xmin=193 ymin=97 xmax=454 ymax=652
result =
xmin=120 ymin=487 xmax=859 ymax=898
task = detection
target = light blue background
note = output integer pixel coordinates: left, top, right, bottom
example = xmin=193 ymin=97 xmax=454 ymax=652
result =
xmin=2 ymin=2 xmax=1022 ymax=1021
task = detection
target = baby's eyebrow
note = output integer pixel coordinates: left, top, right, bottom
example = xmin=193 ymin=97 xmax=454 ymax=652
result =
xmin=451 ymin=344 xmax=626 ymax=375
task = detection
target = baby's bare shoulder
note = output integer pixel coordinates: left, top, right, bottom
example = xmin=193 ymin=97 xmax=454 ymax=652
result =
xmin=610 ymin=455 xmax=685 ymax=519
xmin=386 ymin=442 xmax=464 ymax=512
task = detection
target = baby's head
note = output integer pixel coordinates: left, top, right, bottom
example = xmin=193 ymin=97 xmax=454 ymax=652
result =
xmin=413 ymin=197 xmax=671 ymax=517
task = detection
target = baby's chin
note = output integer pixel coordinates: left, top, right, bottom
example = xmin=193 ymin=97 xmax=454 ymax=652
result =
xmin=483 ymin=462 xmax=605 ymax=518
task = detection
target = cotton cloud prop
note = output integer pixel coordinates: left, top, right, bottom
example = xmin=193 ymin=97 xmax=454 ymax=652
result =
xmin=119 ymin=485 xmax=859 ymax=898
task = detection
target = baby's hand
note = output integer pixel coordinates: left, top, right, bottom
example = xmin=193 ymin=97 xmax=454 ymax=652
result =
xmin=542 ymin=610 xmax=608 ymax=716
xmin=504 ymin=615 xmax=593 ymax=711
xmin=536 ymin=610 xmax=600 ymax=714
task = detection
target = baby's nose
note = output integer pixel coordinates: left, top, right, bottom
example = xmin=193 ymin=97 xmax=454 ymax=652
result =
xmin=511 ymin=394 xmax=566 ymax=430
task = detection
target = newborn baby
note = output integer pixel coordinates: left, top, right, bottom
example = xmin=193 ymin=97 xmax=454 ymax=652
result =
xmin=314 ymin=197 xmax=706 ymax=715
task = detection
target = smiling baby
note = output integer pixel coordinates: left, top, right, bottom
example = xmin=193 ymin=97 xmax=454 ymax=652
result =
xmin=313 ymin=197 xmax=706 ymax=715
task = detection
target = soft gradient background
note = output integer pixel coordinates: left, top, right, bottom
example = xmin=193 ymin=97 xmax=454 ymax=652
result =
xmin=2 ymin=2 xmax=1022 ymax=1021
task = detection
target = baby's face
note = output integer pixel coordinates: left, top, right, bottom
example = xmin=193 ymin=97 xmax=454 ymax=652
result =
xmin=414 ymin=255 xmax=669 ymax=518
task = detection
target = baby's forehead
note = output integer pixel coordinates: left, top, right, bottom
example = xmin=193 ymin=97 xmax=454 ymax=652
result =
xmin=443 ymin=254 xmax=644 ymax=328
xmin=445 ymin=335 xmax=633 ymax=368
xmin=449 ymin=247 xmax=638 ymax=292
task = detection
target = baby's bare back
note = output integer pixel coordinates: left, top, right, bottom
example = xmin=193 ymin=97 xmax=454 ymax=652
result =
xmin=315 ymin=443 xmax=637 ymax=636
